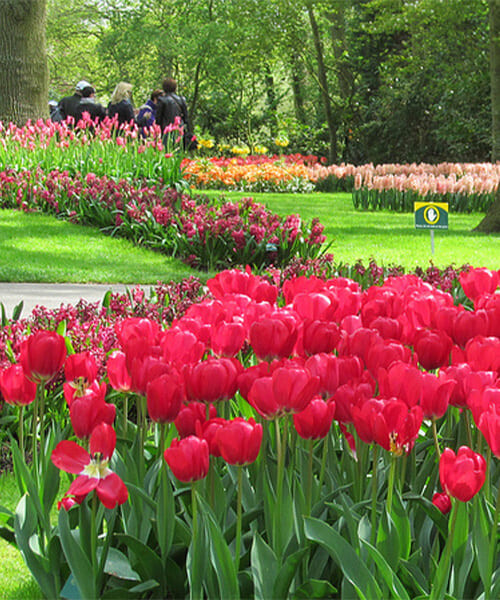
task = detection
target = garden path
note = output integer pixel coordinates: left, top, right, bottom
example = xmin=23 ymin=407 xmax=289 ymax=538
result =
xmin=0 ymin=283 xmax=137 ymax=317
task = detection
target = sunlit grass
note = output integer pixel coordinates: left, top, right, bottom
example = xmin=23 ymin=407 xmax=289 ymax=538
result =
xmin=0 ymin=210 xmax=199 ymax=284
xmin=201 ymin=190 xmax=498 ymax=270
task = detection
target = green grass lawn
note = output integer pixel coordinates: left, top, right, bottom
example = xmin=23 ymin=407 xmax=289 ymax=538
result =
xmin=0 ymin=210 xmax=199 ymax=284
xmin=203 ymin=190 xmax=499 ymax=270
xmin=0 ymin=473 xmax=43 ymax=600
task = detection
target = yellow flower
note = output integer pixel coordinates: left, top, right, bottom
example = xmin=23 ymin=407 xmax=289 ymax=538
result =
xmin=231 ymin=145 xmax=250 ymax=156
xmin=275 ymin=137 xmax=289 ymax=148
xmin=198 ymin=138 xmax=215 ymax=148
xmin=254 ymin=144 xmax=268 ymax=154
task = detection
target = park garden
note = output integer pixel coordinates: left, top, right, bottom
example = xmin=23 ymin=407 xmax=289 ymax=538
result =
xmin=0 ymin=113 xmax=498 ymax=600
xmin=1 ymin=1 xmax=500 ymax=599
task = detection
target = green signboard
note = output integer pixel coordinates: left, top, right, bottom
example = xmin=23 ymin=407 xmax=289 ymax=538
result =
xmin=414 ymin=201 xmax=449 ymax=229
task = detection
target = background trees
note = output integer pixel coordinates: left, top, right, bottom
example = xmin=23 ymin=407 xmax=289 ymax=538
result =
xmin=0 ymin=0 xmax=493 ymax=165
xmin=0 ymin=0 xmax=49 ymax=124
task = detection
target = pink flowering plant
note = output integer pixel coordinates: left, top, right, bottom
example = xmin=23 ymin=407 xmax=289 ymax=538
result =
xmin=1 ymin=265 xmax=500 ymax=599
xmin=0 ymin=169 xmax=327 ymax=271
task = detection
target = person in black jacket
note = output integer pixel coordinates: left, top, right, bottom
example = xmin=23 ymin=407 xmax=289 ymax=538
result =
xmin=74 ymin=86 xmax=106 ymax=126
xmin=156 ymin=78 xmax=197 ymax=150
xmin=57 ymin=80 xmax=91 ymax=123
xmin=107 ymin=82 xmax=135 ymax=128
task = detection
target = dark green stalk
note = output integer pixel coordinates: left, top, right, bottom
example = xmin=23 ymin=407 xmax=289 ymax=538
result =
xmin=235 ymin=466 xmax=243 ymax=573
xmin=371 ymin=445 xmax=379 ymax=545
xmin=91 ymin=493 xmax=98 ymax=584
xmin=306 ymin=438 xmax=314 ymax=517
xmin=430 ymin=499 xmax=459 ymax=600
xmin=464 ymin=410 xmax=473 ymax=448
xmin=485 ymin=472 xmax=500 ymax=600
xmin=432 ymin=417 xmax=441 ymax=459
xmin=18 ymin=405 xmax=24 ymax=459
xmin=386 ymin=453 xmax=397 ymax=516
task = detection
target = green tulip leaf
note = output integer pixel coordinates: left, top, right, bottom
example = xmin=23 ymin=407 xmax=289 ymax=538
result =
xmin=104 ymin=547 xmax=141 ymax=581
xmin=304 ymin=516 xmax=382 ymax=600
xmin=361 ymin=539 xmax=411 ymax=600
xmin=251 ymin=533 xmax=277 ymax=600
xmin=292 ymin=578 xmax=338 ymax=599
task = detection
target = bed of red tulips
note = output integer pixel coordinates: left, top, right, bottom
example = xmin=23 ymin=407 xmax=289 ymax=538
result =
xmin=0 ymin=265 xmax=499 ymax=599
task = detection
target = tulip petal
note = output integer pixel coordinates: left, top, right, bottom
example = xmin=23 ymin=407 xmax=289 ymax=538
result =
xmin=68 ymin=475 xmax=99 ymax=497
xmin=51 ymin=440 xmax=90 ymax=473
xmin=96 ymin=473 xmax=128 ymax=509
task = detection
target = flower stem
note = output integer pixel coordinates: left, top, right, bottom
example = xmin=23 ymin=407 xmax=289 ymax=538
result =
xmin=485 ymin=478 xmax=500 ymax=600
xmin=18 ymin=405 xmax=24 ymax=459
xmin=123 ymin=394 xmax=128 ymax=436
xmin=191 ymin=481 xmax=198 ymax=544
xmin=386 ymin=453 xmax=397 ymax=516
xmin=432 ymin=417 xmax=441 ymax=460
xmin=430 ymin=499 xmax=459 ymax=600
xmin=235 ymin=466 xmax=243 ymax=573
xmin=371 ymin=445 xmax=379 ymax=545
xmin=306 ymin=439 xmax=314 ymax=516
xmin=31 ymin=393 xmax=39 ymax=476
xmin=318 ymin=433 xmax=328 ymax=492
xmin=91 ymin=492 xmax=98 ymax=582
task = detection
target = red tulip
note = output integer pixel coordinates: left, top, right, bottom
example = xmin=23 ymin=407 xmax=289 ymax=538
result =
xmin=196 ymin=417 xmax=228 ymax=457
xmin=419 ymin=372 xmax=455 ymax=419
xmin=468 ymin=386 xmax=500 ymax=425
xmin=451 ymin=310 xmax=489 ymax=348
xmin=64 ymin=351 xmax=98 ymax=386
xmin=146 ymin=371 xmax=185 ymax=424
xmin=20 ymin=330 xmax=67 ymax=384
xmin=370 ymin=316 xmax=403 ymax=341
xmin=339 ymin=328 xmax=382 ymax=365
xmin=459 ymin=267 xmax=499 ymax=302
xmin=207 ymin=268 xmax=278 ymax=303
xmin=249 ymin=312 xmax=299 ymax=360
xmin=116 ymin=317 xmax=160 ymax=348
xmin=161 ymin=328 xmax=205 ymax=366
xmin=377 ymin=361 xmax=423 ymax=408
xmin=465 ymin=336 xmax=500 ymax=373
xmin=185 ymin=357 xmax=241 ymax=403
xmin=305 ymin=353 xmax=340 ymax=399
xmin=293 ymin=398 xmax=335 ymax=439
xmin=237 ymin=362 xmax=272 ymax=401
xmin=216 ymin=417 xmax=263 ymax=465
xmin=69 ymin=382 xmax=116 ymax=439
xmin=0 ymin=364 xmax=37 ymax=406
xmin=210 ymin=321 xmax=246 ymax=357
xmin=174 ymin=401 xmax=217 ymax=438
xmin=299 ymin=320 xmax=341 ymax=356
xmin=365 ymin=339 xmax=413 ymax=375
xmin=106 ymin=351 xmax=132 ymax=393
xmin=413 ymin=329 xmax=453 ymax=371
xmin=432 ymin=492 xmax=452 ymax=514
xmin=352 ymin=397 xmax=423 ymax=455
xmin=292 ymin=292 xmax=338 ymax=321
xmin=51 ymin=423 xmax=128 ymax=509
xmin=332 ymin=381 xmax=373 ymax=424
xmin=282 ymin=275 xmax=327 ymax=304
xmin=439 ymin=446 xmax=486 ymax=502
xmin=248 ymin=363 xmax=320 ymax=418
xmin=478 ymin=405 xmax=500 ymax=457
xmin=164 ymin=436 xmax=209 ymax=482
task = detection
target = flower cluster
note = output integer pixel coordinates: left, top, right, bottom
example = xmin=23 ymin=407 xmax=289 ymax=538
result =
xmin=1 ymin=265 xmax=499 ymax=598
xmin=0 ymin=168 xmax=326 ymax=270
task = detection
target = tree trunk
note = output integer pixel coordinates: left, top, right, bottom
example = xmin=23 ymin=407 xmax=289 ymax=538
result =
xmin=0 ymin=0 xmax=49 ymax=124
xmin=289 ymin=52 xmax=306 ymax=124
xmin=306 ymin=1 xmax=338 ymax=164
xmin=475 ymin=0 xmax=500 ymax=232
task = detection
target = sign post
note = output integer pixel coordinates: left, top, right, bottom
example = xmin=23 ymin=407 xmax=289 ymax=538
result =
xmin=414 ymin=201 xmax=449 ymax=254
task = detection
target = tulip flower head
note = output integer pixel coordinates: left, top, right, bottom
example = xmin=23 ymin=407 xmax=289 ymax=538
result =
xmin=164 ymin=435 xmax=209 ymax=482
xmin=20 ymin=330 xmax=67 ymax=384
xmin=439 ymin=446 xmax=486 ymax=502
xmin=51 ymin=423 xmax=128 ymax=509
xmin=0 ymin=364 xmax=37 ymax=406
xmin=216 ymin=417 xmax=263 ymax=465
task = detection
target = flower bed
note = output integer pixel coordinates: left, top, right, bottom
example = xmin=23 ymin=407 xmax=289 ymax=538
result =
xmin=0 ymin=168 xmax=326 ymax=271
xmin=1 ymin=265 xmax=499 ymax=599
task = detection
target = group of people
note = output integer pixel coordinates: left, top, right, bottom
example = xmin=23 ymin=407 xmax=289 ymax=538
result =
xmin=50 ymin=78 xmax=197 ymax=149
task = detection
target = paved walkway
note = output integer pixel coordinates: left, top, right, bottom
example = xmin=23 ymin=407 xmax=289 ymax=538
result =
xmin=0 ymin=283 xmax=140 ymax=318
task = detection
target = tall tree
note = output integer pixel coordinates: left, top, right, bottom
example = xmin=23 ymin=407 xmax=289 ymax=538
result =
xmin=0 ymin=0 xmax=49 ymax=124
xmin=476 ymin=0 xmax=500 ymax=232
